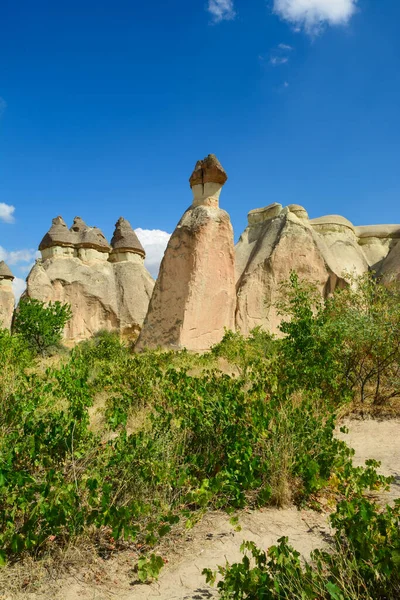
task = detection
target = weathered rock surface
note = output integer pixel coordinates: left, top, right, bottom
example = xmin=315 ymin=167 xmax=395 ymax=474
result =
xmin=136 ymin=154 xmax=236 ymax=352
xmin=25 ymin=216 xmax=154 ymax=343
xmin=235 ymin=204 xmax=400 ymax=336
xmin=0 ymin=261 xmax=15 ymax=331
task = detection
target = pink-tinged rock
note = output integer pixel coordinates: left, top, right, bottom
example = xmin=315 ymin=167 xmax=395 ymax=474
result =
xmin=136 ymin=155 xmax=235 ymax=352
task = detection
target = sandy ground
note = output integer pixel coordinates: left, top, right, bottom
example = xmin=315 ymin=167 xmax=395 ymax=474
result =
xmin=4 ymin=419 xmax=400 ymax=600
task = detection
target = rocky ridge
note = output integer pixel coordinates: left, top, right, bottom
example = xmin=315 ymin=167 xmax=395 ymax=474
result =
xmin=235 ymin=202 xmax=400 ymax=335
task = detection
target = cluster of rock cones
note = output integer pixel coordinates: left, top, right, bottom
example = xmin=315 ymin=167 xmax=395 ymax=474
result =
xmin=2 ymin=153 xmax=400 ymax=350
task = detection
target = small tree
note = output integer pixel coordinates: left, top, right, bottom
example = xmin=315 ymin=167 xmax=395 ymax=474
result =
xmin=13 ymin=298 xmax=72 ymax=355
xmin=325 ymin=272 xmax=400 ymax=404
xmin=276 ymin=272 xmax=346 ymax=401
xmin=277 ymin=271 xmax=400 ymax=406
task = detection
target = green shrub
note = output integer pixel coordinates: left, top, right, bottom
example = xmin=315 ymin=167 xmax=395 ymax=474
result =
xmin=211 ymin=327 xmax=276 ymax=376
xmin=13 ymin=298 xmax=72 ymax=356
xmin=277 ymin=271 xmax=400 ymax=406
xmin=204 ymin=496 xmax=400 ymax=599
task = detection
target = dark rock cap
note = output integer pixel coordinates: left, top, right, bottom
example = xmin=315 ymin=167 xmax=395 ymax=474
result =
xmin=39 ymin=216 xmax=75 ymax=250
xmin=71 ymin=217 xmax=111 ymax=252
xmin=77 ymin=227 xmax=111 ymax=252
xmin=189 ymin=154 xmax=228 ymax=188
xmin=70 ymin=216 xmax=88 ymax=234
xmin=111 ymin=217 xmax=145 ymax=257
xmin=0 ymin=260 xmax=14 ymax=280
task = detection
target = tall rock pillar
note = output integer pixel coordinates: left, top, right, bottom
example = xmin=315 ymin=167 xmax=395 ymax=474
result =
xmin=136 ymin=154 xmax=236 ymax=351
xmin=0 ymin=261 xmax=15 ymax=331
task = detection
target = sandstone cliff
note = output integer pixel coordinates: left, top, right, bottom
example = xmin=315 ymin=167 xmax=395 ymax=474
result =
xmin=136 ymin=154 xmax=236 ymax=352
xmin=235 ymin=203 xmax=400 ymax=336
xmin=0 ymin=261 xmax=15 ymax=331
xmin=25 ymin=216 xmax=154 ymax=342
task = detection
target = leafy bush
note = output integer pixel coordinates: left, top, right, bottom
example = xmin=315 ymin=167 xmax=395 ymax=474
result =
xmin=324 ymin=273 xmax=400 ymax=404
xmin=277 ymin=271 xmax=400 ymax=405
xmin=13 ymin=298 xmax=72 ymax=355
xmin=0 ymin=329 xmax=33 ymax=400
xmin=1 ymin=270 xmax=398 ymax=576
xmin=204 ymin=496 xmax=400 ymax=599
xmin=211 ymin=327 xmax=276 ymax=374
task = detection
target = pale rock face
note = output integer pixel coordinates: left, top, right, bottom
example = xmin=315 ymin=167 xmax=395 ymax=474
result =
xmin=113 ymin=258 xmax=155 ymax=339
xmin=136 ymin=154 xmax=236 ymax=352
xmin=310 ymin=216 xmax=369 ymax=279
xmin=76 ymin=247 xmax=109 ymax=262
xmin=25 ymin=257 xmax=120 ymax=342
xmin=235 ymin=203 xmax=400 ymax=336
xmin=0 ymin=279 xmax=15 ymax=331
xmin=377 ymin=240 xmax=400 ymax=284
xmin=236 ymin=206 xmax=334 ymax=336
xmin=355 ymin=225 xmax=400 ymax=270
xmin=26 ymin=216 xmax=154 ymax=343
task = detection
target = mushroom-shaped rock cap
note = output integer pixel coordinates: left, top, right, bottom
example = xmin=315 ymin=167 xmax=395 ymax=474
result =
xmin=0 ymin=260 xmax=14 ymax=280
xmin=70 ymin=216 xmax=88 ymax=234
xmin=77 ymin=226 xmax=111 ymax=252
xmin=288 ymin=204 xmax=309 ymax=220
xmin=111 ymin=217 xmax=145 ymax=257
xmin=39 ymin=216 xmax=76 ymax=250
xmin=310 ymin=215 xmax=355 ymax=233
xmin=189 ymin=154 xmax=227 ymax=188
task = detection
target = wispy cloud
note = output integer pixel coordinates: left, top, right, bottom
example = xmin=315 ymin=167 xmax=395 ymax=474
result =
xmin=135 ymin=228 xmax=171 ymax=279
xmin=207 ymin=0 xmax=236 ymax=23
xmin=270 ymin=56 xmax=289 ymax=66
xmin=269 ymin=42 xmax=293 ymax=66
xmin=12 ymin=278 xmax=27 ymax=304
xmin=273 ymin=0 xmax=358 ymax=35
xmin=0 ymin=203 xmax=15 ymax=224
xmin=0 ymin=247 xmax=39 ymax=266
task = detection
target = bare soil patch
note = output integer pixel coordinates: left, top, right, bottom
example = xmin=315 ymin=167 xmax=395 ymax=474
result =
xmin=2 ymin=419 xmax=399 ymax=600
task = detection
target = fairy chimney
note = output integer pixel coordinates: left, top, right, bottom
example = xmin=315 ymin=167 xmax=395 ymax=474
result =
xmin=39 ymin=216 xmax=76 ymax=259
xmin=0 ymin=261 xmax=15 ymax=330
xmin=136 ymin=154 xmax=236 ymax=352
xmin=25 ymin=215 xmax=154 ymax=342
xmin=109 ymin=217 xmax=146 ymax=263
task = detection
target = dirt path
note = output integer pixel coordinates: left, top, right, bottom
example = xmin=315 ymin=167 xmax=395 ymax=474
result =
xmin=10 ymin=419 xmax=400 ymax=600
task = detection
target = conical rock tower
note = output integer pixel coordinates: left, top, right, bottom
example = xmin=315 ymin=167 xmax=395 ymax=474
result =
xmin=136 ymin=154 xmax=236 ymax=352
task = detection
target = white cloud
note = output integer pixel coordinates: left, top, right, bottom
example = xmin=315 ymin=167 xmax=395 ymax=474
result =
xmin=0 ymin=247 xmax=39 ymax=266
xmin=0 ymin=203 xmax=15 ymax=224
xmin=278 ymin=43 xmax=293 ymax=50
xmin=270 ymin=56 xmax=289 ymax=65
xmin=273 ymin=0 xmax=358 ymax=34
xmin=207 ymin=0 xmax=236 ymax=23
xmin=135 ymin=228 xmax=171 ymax=279
xmin=12 ymin=278 xmax=26 ymax=304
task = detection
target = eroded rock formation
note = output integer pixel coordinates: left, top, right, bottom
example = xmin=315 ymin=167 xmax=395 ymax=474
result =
xmin=235 ymin=203 xmax=400 ymax=335
xmin=0 ymin=261 xmax=15 ymax=331
xmin=25 ymin=216 xmax=154 ymax=342
xmin=136 ymin=154 xmax=236 ymax=351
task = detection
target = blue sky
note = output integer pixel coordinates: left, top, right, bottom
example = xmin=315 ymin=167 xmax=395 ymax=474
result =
xmin=1 ymin=0 xmax=400 ymax=296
